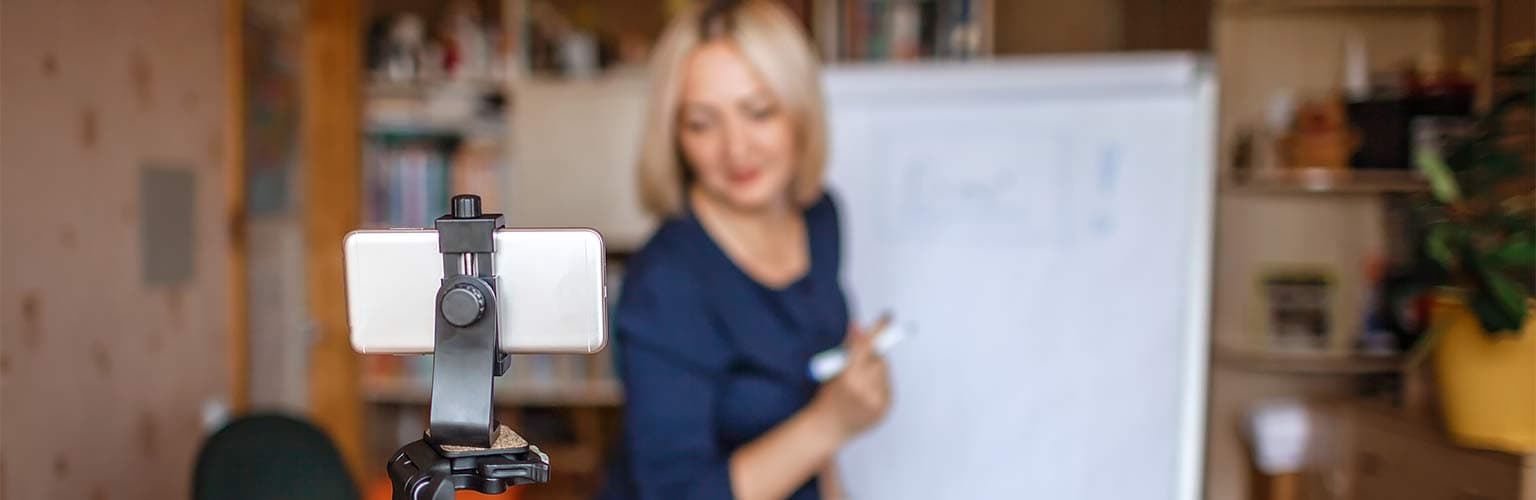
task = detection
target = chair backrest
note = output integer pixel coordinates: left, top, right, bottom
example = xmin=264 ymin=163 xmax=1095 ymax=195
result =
xmin=192 ymin=413 xmax=360 ymax=500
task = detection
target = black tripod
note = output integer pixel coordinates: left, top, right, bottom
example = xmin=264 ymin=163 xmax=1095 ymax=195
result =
xmin=387 ymin=195 xmax=551 ymax=499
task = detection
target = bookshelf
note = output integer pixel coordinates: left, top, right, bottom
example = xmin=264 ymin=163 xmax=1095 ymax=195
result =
xmin=359 ymin=0 xmax=617 ymax=391
xmin=1204 ymin=0 xmax=1502 ymax=497
xmin=356 ymin=3 xmax=628 ymax=498
xmin=810 ymin=0 xmax=995 ymax=63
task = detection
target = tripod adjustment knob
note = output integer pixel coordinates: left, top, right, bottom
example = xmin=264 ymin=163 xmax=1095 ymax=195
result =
xmin=451 ymin=194 xmax=482 ymax=218
xmin=442 ymin=284 xmax=486 ymax=327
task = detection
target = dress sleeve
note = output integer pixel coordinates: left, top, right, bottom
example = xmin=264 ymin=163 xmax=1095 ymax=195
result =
xmin=614 ymin=250 xmax=737 ymax=500
xmin=809 ymin=191 xmax=842 ymax=276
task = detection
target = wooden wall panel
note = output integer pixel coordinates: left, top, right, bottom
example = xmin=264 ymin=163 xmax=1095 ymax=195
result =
xmin=1123 ymin=0 xmax=1213 ymax=51
xmin=1498 ymin=0 xmax=1535 ymax=48
xmin=993 ymin=0 xmax=1125 ymax=54
xmin=227 ymin=0 xmax=251 ymax=415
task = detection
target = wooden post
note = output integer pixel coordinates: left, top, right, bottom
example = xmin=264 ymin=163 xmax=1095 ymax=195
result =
xmin=303 ymin=0 xmax=365 ymax=483
xmin=1259 ymin=472 xmax=1299 ymax=500
xmin=225 ymin=0 xmax=250 ymax=413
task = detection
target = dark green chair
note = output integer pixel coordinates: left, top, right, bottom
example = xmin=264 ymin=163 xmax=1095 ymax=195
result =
xmin=192 ymin=413 xmax=360 ymax=500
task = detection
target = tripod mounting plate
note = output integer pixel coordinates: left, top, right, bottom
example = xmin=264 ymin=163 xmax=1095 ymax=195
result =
xmin=389 ymin=438 xmax=550 ymax=499
xmin=433 ymin=424 xmax=530 ymax=457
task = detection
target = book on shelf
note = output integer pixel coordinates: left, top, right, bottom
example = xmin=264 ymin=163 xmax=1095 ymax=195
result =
xmin=361 ymin=135 xmax=507 ymax=228
xmin=362 ymin=136 xmax=451 ymax=229
xmin=826 ymin=0 xmax=989 ymax=62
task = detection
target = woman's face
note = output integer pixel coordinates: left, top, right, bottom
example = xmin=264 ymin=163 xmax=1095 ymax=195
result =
xmin=676 ymin=40 xmax=797 ymax=213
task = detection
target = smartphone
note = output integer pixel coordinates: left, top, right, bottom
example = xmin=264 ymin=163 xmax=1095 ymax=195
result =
xmin=344 ymin=228 xmax=608 ymax=354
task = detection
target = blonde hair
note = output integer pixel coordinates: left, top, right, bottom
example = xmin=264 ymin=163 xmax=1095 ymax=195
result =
xmin=636 ymin=0 xmax=828 ymax=219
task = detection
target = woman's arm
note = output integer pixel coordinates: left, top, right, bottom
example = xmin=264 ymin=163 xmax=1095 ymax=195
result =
xmin=728 ymin=326 xmax=889 ymax=500
xmin=727 ymin=398 xmax=845 ymax=500
xmin=819 ymin=462 xmax=845 ymax=500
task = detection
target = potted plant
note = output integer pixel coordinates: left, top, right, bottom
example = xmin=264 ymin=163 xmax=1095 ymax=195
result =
xmin=1411 ymin=45 xmax=1534 ymax=453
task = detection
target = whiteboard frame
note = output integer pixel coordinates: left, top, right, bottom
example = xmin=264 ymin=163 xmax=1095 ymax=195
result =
xmin=1176 ymin=61 xmax=1217 ymax=500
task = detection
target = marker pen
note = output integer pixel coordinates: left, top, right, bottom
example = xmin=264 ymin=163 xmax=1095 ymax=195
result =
xmin=809 ymin=318 xmax=910 ymax=382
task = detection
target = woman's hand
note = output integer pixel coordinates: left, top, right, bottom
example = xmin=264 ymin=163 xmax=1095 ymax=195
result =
xmin=812 ymin=323 xmax=892 ymax=440
xmin=729 ymin=322 xmax=891 ymax=500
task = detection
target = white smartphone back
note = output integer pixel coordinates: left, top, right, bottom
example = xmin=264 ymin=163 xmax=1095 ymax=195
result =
xmin=344 ymin=228 xmax=608 ymax=354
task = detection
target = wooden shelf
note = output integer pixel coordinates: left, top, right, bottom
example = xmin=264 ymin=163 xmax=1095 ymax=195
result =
xmin=1221 ymin=0 xmax=1482 ymax=13
xmin=364 ymin=77 xmax=508 ymax=139
xmin=1214 ymin=348 xmax=1406 ymax=375
xmin=363 ymin=119 xmax=505 ymax=139
xmin=365 ymin=78 xmax=506 ymax=99
xmin=363 ymin=376 xmax=624 ymax=407
xmin=1351 ymin=401 xmax=1536 ymax=464
xmin=1222 ymin=168 xmax=1429 ymax=195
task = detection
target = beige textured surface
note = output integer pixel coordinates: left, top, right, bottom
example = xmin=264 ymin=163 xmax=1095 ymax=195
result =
xmin=0 ymin=0 xmax=231 ymax=498
xmin=436 ymin=425 xmax=531 ymax=453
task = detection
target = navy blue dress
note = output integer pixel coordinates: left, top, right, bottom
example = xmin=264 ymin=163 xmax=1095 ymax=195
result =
xmin=597 ymin=193 xmax=849 ymax=500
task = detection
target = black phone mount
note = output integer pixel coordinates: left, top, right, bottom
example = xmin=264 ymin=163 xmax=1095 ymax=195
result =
xmin=387 ymin=194 xmax=550 ymax=499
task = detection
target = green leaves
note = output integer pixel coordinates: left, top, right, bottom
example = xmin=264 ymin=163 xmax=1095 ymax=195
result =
xmin=1495 ymin=238 xmax=1536 ymax=268
xmin=1420 ymin=221 xmax=1534 ymax=335
xmin=1412 ymin=54 xmax=1535 ymax=339
xmin=1426 ymin=223 xmax=1462 ymax=269
xmin=1467 ymin=293 xmax=1521 ymax=335
xmin=1473 ymin=266 xmax=1529 ymax=334
xmin=1416 ymin=149 xmax=1462 ymax=204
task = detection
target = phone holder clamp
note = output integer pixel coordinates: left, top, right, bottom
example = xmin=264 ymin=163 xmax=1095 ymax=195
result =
xmin=387 ymin=194 xmax=550 ymax=500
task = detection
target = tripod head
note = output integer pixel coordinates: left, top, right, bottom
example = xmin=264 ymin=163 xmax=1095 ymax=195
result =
xmin=386 ymin=194 xmax=552 ymax=499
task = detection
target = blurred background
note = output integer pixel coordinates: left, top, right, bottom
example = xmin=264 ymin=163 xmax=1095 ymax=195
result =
xmin=1 ymin=0 xmax=1532 ymax=499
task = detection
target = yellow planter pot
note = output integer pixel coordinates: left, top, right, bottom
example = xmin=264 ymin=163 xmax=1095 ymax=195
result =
xmin=1432 ymin=298 xmax=1536 ymax=453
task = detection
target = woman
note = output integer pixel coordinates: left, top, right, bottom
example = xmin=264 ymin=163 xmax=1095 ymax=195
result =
xmin=598 ymin=2 xmax=891 ymax=499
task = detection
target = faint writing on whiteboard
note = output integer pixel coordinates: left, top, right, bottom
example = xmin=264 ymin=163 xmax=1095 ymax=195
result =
xmin=1090 ymin=146 xmax=1120 ymax=235
xmin=877 ymin=131 xmax=1067 ymax=248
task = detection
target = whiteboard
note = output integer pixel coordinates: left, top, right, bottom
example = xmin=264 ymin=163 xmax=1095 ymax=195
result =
xmin=824 ymin=54 xmax=1215 ymax=500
